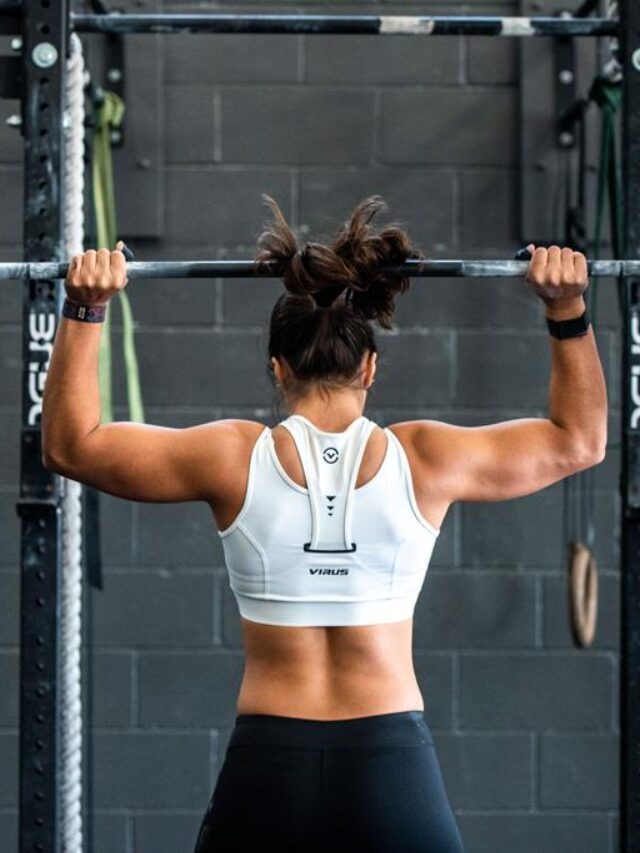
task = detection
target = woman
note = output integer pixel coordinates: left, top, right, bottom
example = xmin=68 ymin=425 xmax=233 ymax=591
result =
xmin=42 ymin=197 xmax=607 ymax=852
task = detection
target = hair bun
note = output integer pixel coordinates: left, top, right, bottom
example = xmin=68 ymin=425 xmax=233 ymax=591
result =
xmin=256 ymin=194 xmax=417 ymax=327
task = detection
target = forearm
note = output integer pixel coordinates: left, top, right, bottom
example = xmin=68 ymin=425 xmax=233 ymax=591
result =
xmin=546 ymin=295 xmax=608 ymax=455
xmin=41 ymin=316 xmax=103 ymax=465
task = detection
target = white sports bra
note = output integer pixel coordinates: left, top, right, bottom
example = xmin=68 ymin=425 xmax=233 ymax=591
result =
xmin=218 ymin=414 xmax=440 ymax=627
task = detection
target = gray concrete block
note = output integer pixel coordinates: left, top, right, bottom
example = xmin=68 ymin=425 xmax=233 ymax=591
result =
xmin=305 ymin=32 xmax=461 ymax=85
xmin=0 ymin=573 xmax=19 ymax=642
xmin=372 ymin=332 xmax=451 ymax=407
xmin=0 ymin=733 xmax=17 ymax=807
xmin=221 ymin=88 xmax=375 ymax=164
xmin=165 ymin=86 xmax=215 ymax=164
xmin=137 ymin=501 xmax=223 ymax=567
xmin=380 ymin=88 xmax=517 ymax=165
xmin=135 ymin=813 xmax=204 ymax=853
xmin=434 ymin=732 xmax=532 ymax=809
xmin=111 ymin=329 xmax=272 ymax=408
xmin=413 ymin=572 xmax=536 ymax=649
xmin=543 ymin=573 xmax=619 ymax=650
xmin=139 ymin=652 xmax=244 ymax=727
xmin=461 ymin=486 xmax=563 ymax=568
xmin=0 ymin=245 xmax=22 ymax=322
xmin=0 ymin=494 xmax=19 ymax=568
xmin=539 ymin=733 xmax=619 ymax=809
xmin=0 ymin=171 xmax=22 ymax=243
xmin=93 ymin=732 xmax=210 ymax=809
xmin=457 ymin=814 xmax=610 ymax=853
xmin=165 ymin=34 xmax=299 ymax=83
xmin=99 ymin=493 xmax=135 ymax=568
xmin=125 ymin=244 xmax=218 ymax=326
xmin=93 ymin=572 xmax=214 ymax=647
xmin=461 ymin=169 xmax=520 ymax=249
xmin=92 ymin=813 xmax=130 ymax=853
xmin=0 ymin=409 xmax=19 ymax=486
xmin=91 ymin=651 xmax=134 ymax=727
xmin=413 ymin=652 xmax=454 ymax=729
xmin=0 ymin=328 xmax=21 ymax=406
xmin=395 ymin=274 xmax=542 ymax=329
xmin=460 ymin=652 xmax=613 ymax=729
xmin=455 ymin=330 xmax=550 ymax=409
xmin=222 ymin=276 xmax=285 ymax=326
xmin=0 ymin=813 xmax=16 ymax=852
xmin=0 ymin=651 xmax=17 ymax=726
xmin=165 ymin=168 xmax=291 ymax=244
xmin=220 ymin=577 xmax=243 ymax=648
xmin=467 ymin=34 xmax=517 ymax=85
xmin=298 ymin=168 xmax=456 ymax=252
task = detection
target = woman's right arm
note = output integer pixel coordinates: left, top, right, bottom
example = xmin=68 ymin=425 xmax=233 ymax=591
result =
xmin=407 ymin=245 xmax=607 ymax=503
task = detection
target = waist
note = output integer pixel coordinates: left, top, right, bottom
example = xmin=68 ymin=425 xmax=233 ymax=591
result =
xmin=229 ymin=709 xmax=433 ymax=750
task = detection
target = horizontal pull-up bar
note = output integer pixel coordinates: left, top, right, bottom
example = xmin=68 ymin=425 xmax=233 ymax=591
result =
xmin=70 ymin=14 xmax=618 ymax=38
xmin=1 ymin=259 xmax=636 ymax=280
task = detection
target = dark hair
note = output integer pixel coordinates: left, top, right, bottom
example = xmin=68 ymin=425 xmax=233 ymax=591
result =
xmin=256 ymin=195 xmax=419 ymax=401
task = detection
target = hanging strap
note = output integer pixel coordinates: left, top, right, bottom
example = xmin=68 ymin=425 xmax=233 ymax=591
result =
xmin=91 ymin=90 xmax=145 ymax=424
xmin=280 ymin=415 xmax=376 ymax=553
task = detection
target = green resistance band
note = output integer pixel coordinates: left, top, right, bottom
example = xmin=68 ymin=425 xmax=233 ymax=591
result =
xmin=92 ymin=90 xmax=145 ymax=424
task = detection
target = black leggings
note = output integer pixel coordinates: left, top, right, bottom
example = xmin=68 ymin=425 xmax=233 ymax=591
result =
xmin=194 ymin=710 xmax=465 ymax=852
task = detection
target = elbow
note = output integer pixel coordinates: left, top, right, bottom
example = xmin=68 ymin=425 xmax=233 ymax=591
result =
xmin=575 ymin=442 xmax=607 ymax=469
xmin=42 ymin=448 xmax=64 ymax=474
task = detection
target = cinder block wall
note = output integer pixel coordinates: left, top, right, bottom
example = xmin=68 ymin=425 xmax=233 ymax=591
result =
xmin=0 ymin=3 xmax=621 ymax=851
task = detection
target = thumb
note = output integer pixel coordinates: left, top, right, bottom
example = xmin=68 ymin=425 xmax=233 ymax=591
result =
xmin=116 ymin=240 xmax=124 ymax=250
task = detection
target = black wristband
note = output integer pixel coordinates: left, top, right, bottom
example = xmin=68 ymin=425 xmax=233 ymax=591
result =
xmin=546 ymin=308 xmax=590 ymax=339
xmin=62 ymin=297 xmax=107 ymax=324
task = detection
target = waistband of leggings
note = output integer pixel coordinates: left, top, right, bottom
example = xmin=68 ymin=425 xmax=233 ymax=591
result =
xmin=228 ymin=709 xmax=433 ymax=749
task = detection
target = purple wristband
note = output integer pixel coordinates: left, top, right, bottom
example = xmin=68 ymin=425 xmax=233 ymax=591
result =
xmin=62 ymin=297 xmax=107 ymax=324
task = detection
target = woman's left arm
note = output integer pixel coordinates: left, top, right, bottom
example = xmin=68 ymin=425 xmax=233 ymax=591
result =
xmin=42 ymin=245 xmax=242 ymax=503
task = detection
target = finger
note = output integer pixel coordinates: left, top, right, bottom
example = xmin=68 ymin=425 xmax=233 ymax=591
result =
xmin=96 ymin=247 xmax=111 ymax=276
xmin=561 ymin=247 xmax=575 ymax=280
xmin=574 ymin=251 xmax=588 ymax=284
xmin=116 ymin=240 xmax=124 ymax=250
xmin=67 ymin=253 xmax=83 ymax=281
xmin=83 ymin=249 xmax=97 ymax=276
xmin=110 ymin=246 xmax=127 ymax=279
xmin=528 ymin=246 xmax=547 ymax=279
xmin=547 ymin=245 xmax=562 ymax=268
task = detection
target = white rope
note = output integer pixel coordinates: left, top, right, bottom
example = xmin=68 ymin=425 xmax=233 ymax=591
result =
xmin=59 ymin=31 xmax=85 ymax=853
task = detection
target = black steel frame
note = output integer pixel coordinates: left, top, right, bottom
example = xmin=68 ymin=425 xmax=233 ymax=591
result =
xmin=11 ymin=2 xmax=637 ymax=852
xmin=620 ymin=0 xmax=640 ymax=848
xmin=17 ymin=0 xmax=67 ymax=850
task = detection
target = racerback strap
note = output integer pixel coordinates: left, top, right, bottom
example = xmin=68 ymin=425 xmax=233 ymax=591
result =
xmin=279 ymin=414 xmax=376 ymax=553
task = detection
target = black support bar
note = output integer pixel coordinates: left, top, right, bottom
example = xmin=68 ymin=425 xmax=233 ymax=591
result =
xmin=620 ymin=0 xmax=640 ymax=846
xmin=70 ymin=13 xmax=618 ymax=37
xmin=18 ymin=0 xmax=67 ymax=849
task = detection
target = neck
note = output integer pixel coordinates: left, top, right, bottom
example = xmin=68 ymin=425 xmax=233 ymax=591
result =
xmin=286 ymin=391 xmax=366 ymax=431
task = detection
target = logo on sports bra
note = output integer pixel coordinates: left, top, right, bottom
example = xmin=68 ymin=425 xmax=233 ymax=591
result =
xmin=323 ymin=446 xmax=339 ymax=464
xmin=309 ymin=568 xmax=349 ymax=576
